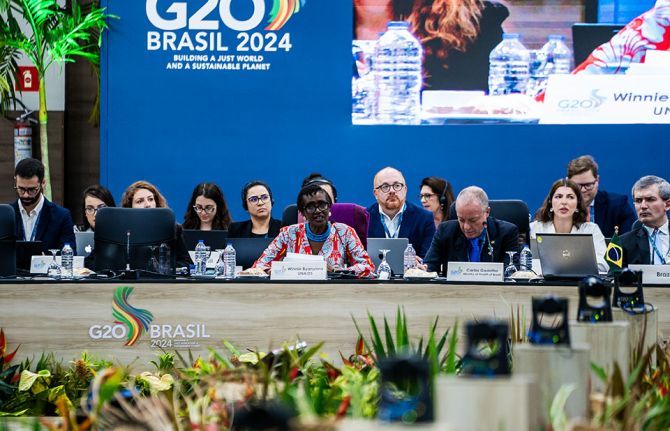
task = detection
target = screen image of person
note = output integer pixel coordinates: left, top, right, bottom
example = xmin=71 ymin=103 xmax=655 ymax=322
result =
xmin=353 ymin=0 xmax=509 ymax=91
xmin=252 ymin=184 xmax=375 ymax=278
xmin=228 ymin=180 xmax=281 ymax=239
xmin=530 ymin=178 xmax=608 ymax=272
xmin=10 ymin=158 xmax=75 ymax=250
xmin=423 ymin=185 xmax=519 ymax=274
xmin=120 ymin=180 xmax=192 ymax=268
xmin=75 ymin=185 xmax=116 ymax=232
xmin=182 ymin=182 xmax=232 ymax=231
xmin=419 ymin=176 xmax=454 ymax=228
xmin=621 ymin=175 xmax=670 ymax=266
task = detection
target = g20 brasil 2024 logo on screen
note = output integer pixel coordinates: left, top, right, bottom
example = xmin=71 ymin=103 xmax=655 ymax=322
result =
xmin=146 ymin=0 xmax=307 ymax=71
xmin=88 ymin=287 xmax=210 ymax=348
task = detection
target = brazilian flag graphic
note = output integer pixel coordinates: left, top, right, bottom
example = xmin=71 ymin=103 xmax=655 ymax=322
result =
xmin=606 ymin=227 xmax=623 ymax=273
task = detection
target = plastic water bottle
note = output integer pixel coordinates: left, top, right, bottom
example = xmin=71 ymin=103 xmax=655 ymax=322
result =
xmin=374 ymin=21 xmax=423 ymax=124
xmin=194 ymin=240 xmax=208 ymax=276
xmin=488 ymin=33 xmax=531 ymax=95
xmin=527 ymin=35 xmax=572 ymax=96
xmin=223 ymin=244 xmax=236 ymax=279
xmin=61 ymin=243 xmax=74 ymax=279
xmin=520 ymin=245 xmax=533 ymax=271
xmin=158 ymin=242 xmax=170 ymax=275
xmin=352 ymin=40 xmax=376 ymax=122
xmin=403 ymin=243 xmax=416 ymax=273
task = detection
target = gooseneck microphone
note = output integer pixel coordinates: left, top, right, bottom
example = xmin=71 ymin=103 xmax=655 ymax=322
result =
xmin=482 ymin=221 xmax=493 ymax=261
xmin=125 ymin=230 xmax=131 ymax=271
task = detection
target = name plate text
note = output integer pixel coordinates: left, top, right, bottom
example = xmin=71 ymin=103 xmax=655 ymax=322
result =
xmin=271 ymin=261 xmax=327 ymax=280
xmin=446 ymin=262 xmax=504 ymax=282
xmin=628 ymin=264 xmax=670 ymax=285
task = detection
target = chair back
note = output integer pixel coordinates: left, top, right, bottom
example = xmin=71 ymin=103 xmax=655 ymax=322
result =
xmin=281 ymin=203 xmax=370 ymax=248
xmin=449 ymin=199 xmax=530 ymax=237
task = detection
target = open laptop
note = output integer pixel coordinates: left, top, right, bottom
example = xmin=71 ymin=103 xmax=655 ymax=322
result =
xmin=536 ymin=233 xmax=599 ymax=280
xmin=75 ymin=231 xmax=94 ymax=257
xmin=183 ymin=229 xmax=228 ymax=251
xmin=225 ymin=237 xmax=273 ymax=269
xmin=572 ymin=23 xmax=623 ymax=66
xmin=367 ymin=238 xmax=409 ymax=277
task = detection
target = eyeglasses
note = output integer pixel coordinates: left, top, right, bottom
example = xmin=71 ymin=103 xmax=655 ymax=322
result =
xmin=419 ymin=193 xmax=436 ymax=201
xmin=247 ymin=194 xmax=270 ymax=205
xmin=85 ymin=204 xmax=107 ymax=215
xmin=193 ymin=205 xmax=216 ymax=214
xmin=14 ymin=185 xmax=41 ymax=197
xmin=575 ymin=181 xmax=597 ymax=191
xmin=376 ymin=182 xmax=405 ymax=193
xmin=303 ymin=201 xmax=330 ymax=214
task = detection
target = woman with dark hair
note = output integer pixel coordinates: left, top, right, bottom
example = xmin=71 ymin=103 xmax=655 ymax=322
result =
xmin=252 ymin=184 xmax=374 ymax=277
xmin=228 ymin=180 xmax=281 ymax=238
xmin=354 ymin=0 xmax=509 ymax=90
xmin=419 ymin=176 xmax=454 ymax=227
xmin=302 ymin=172 xmax=337 ymax=203
xmin=182 ymin=183 xmax=232 ymax=231
xmin=75 ymin=185 xmax=116 ymax=232
xmin=530 ymin=178 xmax=607 ymax=272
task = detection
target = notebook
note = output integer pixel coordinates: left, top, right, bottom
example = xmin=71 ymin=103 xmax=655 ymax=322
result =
xmin=366 ymin=237 xmax=409 ymax=277
xmin=536 ymin=233 xmax=599 ymax=279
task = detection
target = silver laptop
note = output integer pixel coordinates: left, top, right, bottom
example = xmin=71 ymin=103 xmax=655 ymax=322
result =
xmin=75 ymin=231 xmax=94 ymax=257
xmin=536 ymin=233 xmax=599 ymax=279
xmin=367 ymin=238 xmax=409 ymax=277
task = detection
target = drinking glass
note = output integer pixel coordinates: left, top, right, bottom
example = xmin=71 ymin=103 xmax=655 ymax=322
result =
xmin=214 ymin=249 xmax=225 ymax=277
xmin=147 ymin=246 xmax=159 ymax=272
xmin=377 ymin=249 xmax=392 ymax=280
xmin=47 ymin=249 xmax=61 ymax=279
xmin=504 ymin=251 xmax=518 ymax=280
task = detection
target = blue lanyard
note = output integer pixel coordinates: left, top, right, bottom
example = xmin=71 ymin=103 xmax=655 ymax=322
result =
xmin=25 ymin=208 xmax=42 ymax=241
xmin=380 ymin=209 xmax=404 ymax=239
xmin=649 ymin=229 xmax=668 ymax=265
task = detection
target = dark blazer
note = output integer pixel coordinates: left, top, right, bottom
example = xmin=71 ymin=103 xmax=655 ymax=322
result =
xmin=594 ymin=190 xmax=636 ymax=237
xmin=367 ymin=201 xmax=436 ymax=258
xmin=11 ymin=198 xmax=75 ymax=250
xmin=228 ymin=218 xmax=281 ymax=239
xmin=424 ymin=217 xmax=519 ymax=275
xmin=620 ymin=223 xmax=652 ymax=266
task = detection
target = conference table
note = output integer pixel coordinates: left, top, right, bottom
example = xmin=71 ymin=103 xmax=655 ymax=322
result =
xmin=0 ymin=278 xmax=667 ymax=367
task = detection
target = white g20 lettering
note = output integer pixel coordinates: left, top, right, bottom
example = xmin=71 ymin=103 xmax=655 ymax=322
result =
xmin=89 ymin=324 xmax=127 ymax=339
xmin=147 ymin=0 xmax=265 ymax=31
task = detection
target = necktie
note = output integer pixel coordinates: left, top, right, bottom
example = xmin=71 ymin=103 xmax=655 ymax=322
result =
xmin=470 ymin=238 xmax=481 ymax=263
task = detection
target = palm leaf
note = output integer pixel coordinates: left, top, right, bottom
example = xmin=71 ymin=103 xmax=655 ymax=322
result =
xmin=443 ymin=320 xmax=458 ymax=374
xmin=383 ymin=316 xmax=396 ymax=357
xmin=367 ymin=311 xmax=385 ymax=360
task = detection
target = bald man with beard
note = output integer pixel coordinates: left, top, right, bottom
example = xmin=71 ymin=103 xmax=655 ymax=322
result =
xmin=367 ymin=167 xmax=435 ymax=257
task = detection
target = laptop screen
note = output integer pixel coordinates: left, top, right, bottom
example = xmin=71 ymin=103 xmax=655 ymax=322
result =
xmin=366 ymin=238 xmax=409 ymax=277
xmin=536 ymin=233 xmax=599 ymax=279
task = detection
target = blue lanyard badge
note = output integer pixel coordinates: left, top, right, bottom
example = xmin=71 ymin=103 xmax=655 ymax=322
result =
xmin=649 ymin=230 xmax=668 ymax=265
xmin=380 ymin=210 xmax=403 ymax=239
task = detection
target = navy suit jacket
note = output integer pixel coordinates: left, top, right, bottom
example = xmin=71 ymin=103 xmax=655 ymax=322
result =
xmin=423 ymin=217 xmax=519 ymax=275
xmin=620 ymin=224 xmax=652 ymax=266
xmin=367 ymin=201 xmax=436 ymax=258
xmin=594 ymin=190 xmax=636 ymax=238
xmin=11 ymin=198 xmax=76 ymax=251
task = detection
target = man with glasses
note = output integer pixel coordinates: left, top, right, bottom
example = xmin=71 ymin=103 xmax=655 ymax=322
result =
xmin=367 ymin=167 xmax=435 ymax=257
xmin=621 ymin=176 xmax=670 ymax=266
xmin=9 ymin=158 xmax=75 ymax=251
xmin=567 ymin=155 xmax=636 ymax=237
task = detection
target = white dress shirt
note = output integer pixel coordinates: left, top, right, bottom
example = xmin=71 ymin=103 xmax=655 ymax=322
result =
xmin=644 ymin=221 xmax=670 ymax=265
xmin=529 ymin=220 xmax=608 ymax=273
xmin=18 ymin=194 xmax=45 ymax=241
xmin=378 ymin=203 xmax=406 ymax=239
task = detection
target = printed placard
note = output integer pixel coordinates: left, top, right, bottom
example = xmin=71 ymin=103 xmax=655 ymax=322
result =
xmin=541 ymin=74 xmax=670 ymax=124
xmin=270 ymin=260 xmax=327 ymax=280
xmin=30 ymin=256 xmax=85 ymax=274
xmin=628 ymin=265 xmax=670 ymax=285
xmin=446 ymin=262 xmax=504 ymax=283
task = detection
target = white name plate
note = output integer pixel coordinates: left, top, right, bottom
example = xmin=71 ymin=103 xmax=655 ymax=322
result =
xmin=446 ymin=262 xmax=504 ymax=282
xmin=629 ymin=264 xmax=670 ymax=285
xmin=541 ymin=74 xmax=670 ymax=124
xmin=31 ymin=256 xmax=85 ymax=274
xmin=270 ymin=261 xmax=327 ymax=280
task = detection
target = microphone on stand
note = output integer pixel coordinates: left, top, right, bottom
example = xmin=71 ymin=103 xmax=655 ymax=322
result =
xmin=483 ymin=221 xmax=493 ymax=261
xmin=126 ymin=230 xmax=131 ymax=271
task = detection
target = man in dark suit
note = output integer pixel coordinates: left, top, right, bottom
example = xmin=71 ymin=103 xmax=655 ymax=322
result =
xmin=10 ymin=158 xmax=75 ymax=251
xmin=423 ymin=186 xmax=519 ymax=275
xmin=567 ymin=155 xmax=636 ymax=237
xmin=367 ymin=167 xmax=435 ymax=257
xmin=621 ymin=175 xmax=670 ymax=266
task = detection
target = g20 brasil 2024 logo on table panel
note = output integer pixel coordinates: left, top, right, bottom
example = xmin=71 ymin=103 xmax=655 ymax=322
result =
xmin=88 ymin=286 xmax=211 ymax=349
xmin=145 ymin=0 xmax=306 ymax=71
